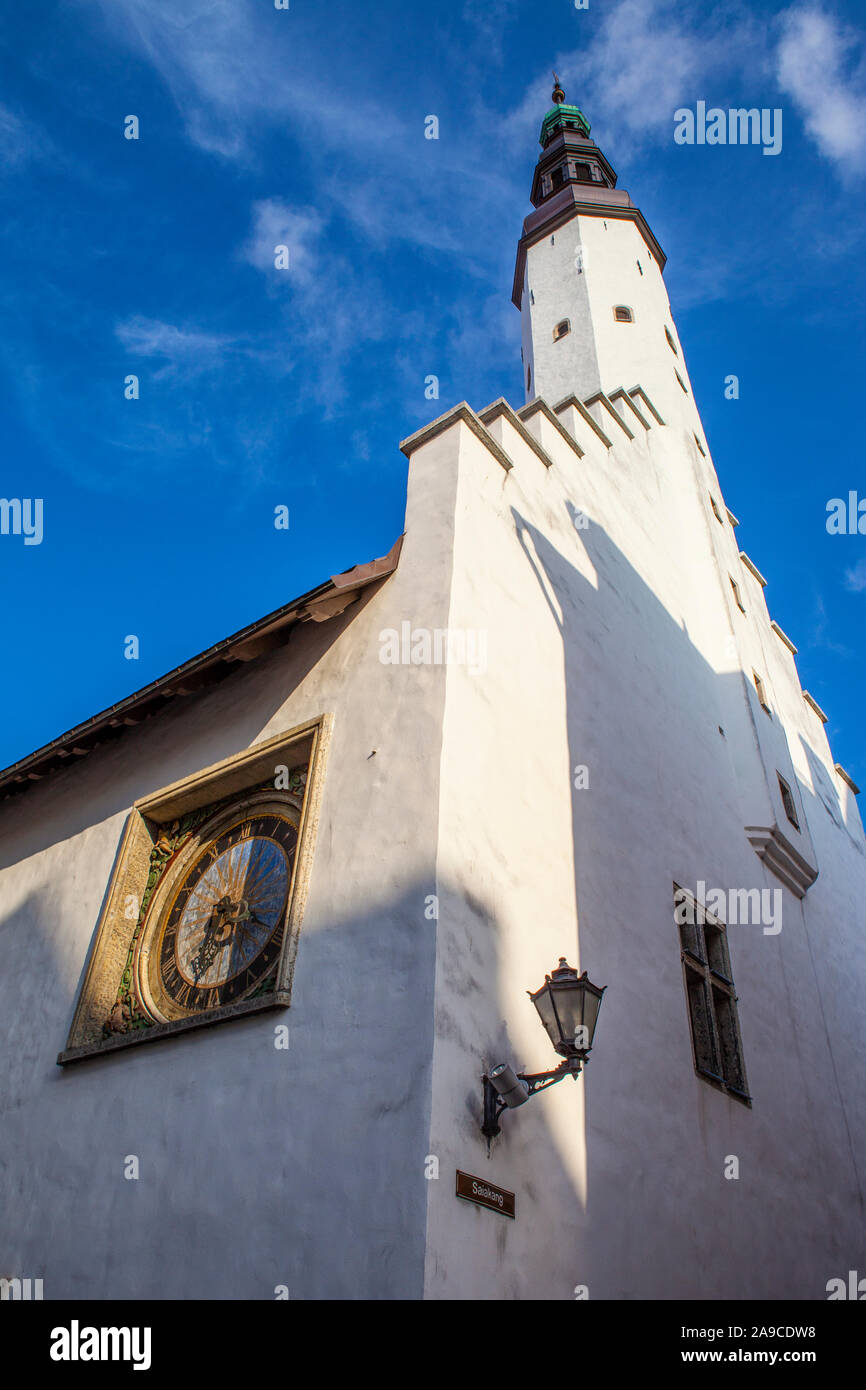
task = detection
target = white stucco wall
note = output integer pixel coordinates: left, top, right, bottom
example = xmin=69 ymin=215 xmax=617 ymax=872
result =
xmin=523 ymin=212 xmax=696 ymax=431
xmin=0 ymin=446 xmax=458 ymax=1300
xmin=2 ymin=186 xmax=863 ymax=1301
xmin=420 ymin=385 xmax=865 ymax=1299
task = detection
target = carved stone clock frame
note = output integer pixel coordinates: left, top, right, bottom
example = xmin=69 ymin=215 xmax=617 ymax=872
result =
xmin=58 ymin=715 xmax=331 ymax=1064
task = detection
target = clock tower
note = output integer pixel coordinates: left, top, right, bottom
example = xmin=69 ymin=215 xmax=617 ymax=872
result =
xmin=515 ymin=79 xmax=695 ymax=428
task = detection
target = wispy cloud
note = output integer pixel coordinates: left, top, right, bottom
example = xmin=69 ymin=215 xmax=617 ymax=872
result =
xmin=776 ymin=5 xmax=866 ymax=177
xmin=239 ymin=201 xmax=323 ymax=281
xmin=115 ymin=316 xmax=240 ymax=367
xmin=499 ymin=0 xmax=763 ymax=161
xmin=808 ymin=593 xmax=854 ymax=656
xmin=84 ymin=0 xmax=397 ymax=163
xmin=844 ymin=558 xmax=866 ymax=593
xmin=0 ymin=103 xmax=50 ymax=170
xmin=84 ymin=0 xmax=523 ymax=274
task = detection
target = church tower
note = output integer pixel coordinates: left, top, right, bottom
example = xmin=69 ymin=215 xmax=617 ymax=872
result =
xmin=515 ymin=78 xmax=692 ymax=427
xmin=0 ymin=75 xmax=863 ymax=1307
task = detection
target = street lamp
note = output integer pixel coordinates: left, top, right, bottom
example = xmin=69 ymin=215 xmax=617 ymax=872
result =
xmin=482 ymin=958 xmax=606 ymax=1145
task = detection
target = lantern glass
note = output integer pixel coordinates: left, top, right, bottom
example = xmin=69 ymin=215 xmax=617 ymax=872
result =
xmin=529 ymin=959 xmax=606 ymax=1058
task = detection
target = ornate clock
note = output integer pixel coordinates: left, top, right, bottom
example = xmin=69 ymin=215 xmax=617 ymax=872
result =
xmin=133 ymin=793 xmax=299 ymax=1025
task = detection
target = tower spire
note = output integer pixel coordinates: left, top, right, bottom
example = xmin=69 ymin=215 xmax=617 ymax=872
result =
xmin=513 ymin=85 xmax=668 ymax=406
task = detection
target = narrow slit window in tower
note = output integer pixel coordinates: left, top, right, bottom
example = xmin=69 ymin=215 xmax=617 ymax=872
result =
xmin=753 ymin=671 xmax=771 ymax=713
xmin=778 ymin=774 xmax=800 ymax=830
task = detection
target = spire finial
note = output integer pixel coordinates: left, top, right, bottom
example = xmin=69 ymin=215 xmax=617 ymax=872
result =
xmin=552 ymin=72 xmax=565 ymax=105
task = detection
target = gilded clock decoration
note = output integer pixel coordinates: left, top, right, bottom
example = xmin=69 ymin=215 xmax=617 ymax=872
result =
xmin=148 ymin=810 xmax=298 ymax=1019
xmin=100 ymin=779 xmax=307 ymax=1037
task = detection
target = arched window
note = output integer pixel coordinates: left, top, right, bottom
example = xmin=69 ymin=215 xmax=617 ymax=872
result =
xmin=553 ymin=319 xmax=571 ymax=341
xmin=665 ymin=326 xmax=678 ymax=355
xmin=613 ymin=305 xmax=634 ymax=323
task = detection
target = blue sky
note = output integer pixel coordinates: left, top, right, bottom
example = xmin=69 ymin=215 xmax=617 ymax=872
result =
xmin=0 ymin=0 xmax=863 ymax=782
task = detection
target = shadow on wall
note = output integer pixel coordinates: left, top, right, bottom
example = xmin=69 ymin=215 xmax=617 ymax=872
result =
xmin=0 ymin=876 xmax=433 ymax=1299
xmin=0 ymin=506 xmax=864 ymax=1301
xmin=0 ymin=866 xmax=589 ymax=1301
xmin=505 ymin=503 xmax=864 ymax=1298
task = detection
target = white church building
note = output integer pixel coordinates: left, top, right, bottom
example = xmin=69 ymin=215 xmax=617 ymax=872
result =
xmin=1 ymin=85 xmax=863 ymax=1301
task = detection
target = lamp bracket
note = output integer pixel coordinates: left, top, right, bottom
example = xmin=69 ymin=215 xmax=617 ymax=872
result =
xmin=481 ymin=1056 xmax=584 ymax=1148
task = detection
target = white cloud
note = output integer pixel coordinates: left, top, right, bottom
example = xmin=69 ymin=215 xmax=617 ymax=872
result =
xmin=84 ymin=0 xmax=395 ymax=162
xmin=116 ymin=316 xmax=236 ymax=359
xmin=844 ymin=558 xmax=866 ymax=593
xmin=239 ymin=201 xmax=323 ymax=281
xmin=777 ymin=6 xmax=866 ymax=176
xmin=84 ymin=0 xmax=520 ymax=264
xmin=503 ymin=0 xmax=762 ymax=160
xmin=114 ymin=317 xmax=243 ymax=380
xmin=0 ymin=103 xmax=49 ymax=170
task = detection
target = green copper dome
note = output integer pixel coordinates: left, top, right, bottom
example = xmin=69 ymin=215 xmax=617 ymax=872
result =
xmin=540 ymin=102 xmax=591 ymax=146
xmin=540 ymin=76 xmax=590 ymax=145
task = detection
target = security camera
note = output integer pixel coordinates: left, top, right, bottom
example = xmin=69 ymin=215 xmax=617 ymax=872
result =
xmin=488 ymin=1062 xmax=530 ymax=1108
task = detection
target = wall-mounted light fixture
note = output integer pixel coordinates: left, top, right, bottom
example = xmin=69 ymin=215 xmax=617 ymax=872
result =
xmin=482 ymin=958 xmax=606 ymax=1146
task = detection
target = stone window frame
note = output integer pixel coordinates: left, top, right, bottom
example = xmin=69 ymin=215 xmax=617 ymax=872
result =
xmin=753 ymin=670 xmax=771 ymax=714
xmin=778 ymin=772 xmax=801 ymax=831
xmin=58 ymin=714 xmax=332 ymax=1065
xmin=673 ymin=884 xmax=751 ymax=1106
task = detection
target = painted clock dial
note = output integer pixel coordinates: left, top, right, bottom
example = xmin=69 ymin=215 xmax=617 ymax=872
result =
xmin=154 ymin=812 xmax=297 ymax=1017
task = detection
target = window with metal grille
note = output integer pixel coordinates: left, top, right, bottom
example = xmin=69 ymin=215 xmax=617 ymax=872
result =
xmin=553 ymin=319 xmax=571 ymax=341
xmin=673 ymin=885 xmax=750 ymax=1103
xmin=613 ymin=305 xmax=633 ymax=323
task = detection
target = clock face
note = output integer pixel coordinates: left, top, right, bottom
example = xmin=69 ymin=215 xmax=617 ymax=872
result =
xmin=146 ymin=810 xmax=298 ymax=1020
